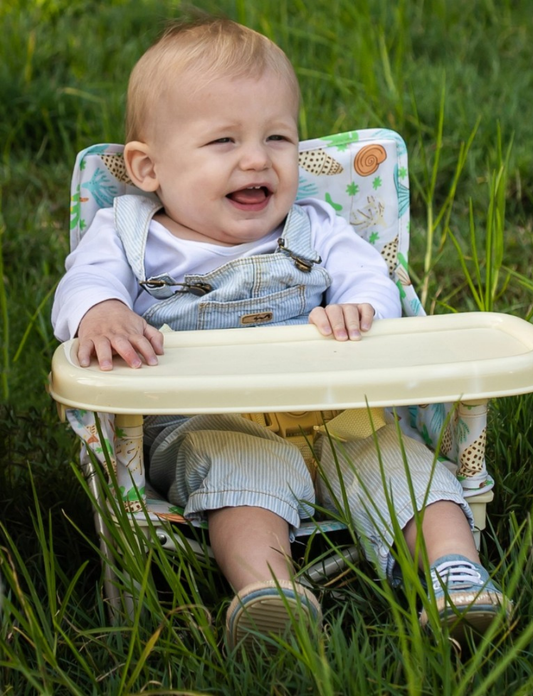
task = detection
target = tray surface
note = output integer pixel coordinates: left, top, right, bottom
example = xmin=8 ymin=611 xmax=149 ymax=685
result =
xmin=49 ymin=312 xmax=533 ymax=413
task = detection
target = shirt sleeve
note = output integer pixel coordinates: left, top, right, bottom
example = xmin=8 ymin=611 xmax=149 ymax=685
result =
xmin=301 ymin=199 xmax=402 ymax=320
xmin=51 ymin=208 xmax=140 ymax=341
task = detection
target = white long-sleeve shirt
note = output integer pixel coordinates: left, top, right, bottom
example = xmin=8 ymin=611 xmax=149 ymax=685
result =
xmin=52 ymin=198 xmax=401 ymax=341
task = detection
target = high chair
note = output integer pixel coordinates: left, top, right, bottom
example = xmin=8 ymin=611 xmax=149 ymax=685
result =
xmin=49 ymin=129 xmax=533 ymax=616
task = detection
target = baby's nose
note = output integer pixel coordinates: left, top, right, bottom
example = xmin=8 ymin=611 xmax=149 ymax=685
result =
xmin=240 ymin=143 xmax=271 ymax=169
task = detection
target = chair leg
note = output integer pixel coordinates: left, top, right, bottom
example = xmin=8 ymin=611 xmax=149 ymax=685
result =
xmin=466 ymin=490 xmax=495 ymax=550
xmin=80 ymin=445 xmax=127 ymax=621
xmin=298 ymin=545 xmax=360 ymax=587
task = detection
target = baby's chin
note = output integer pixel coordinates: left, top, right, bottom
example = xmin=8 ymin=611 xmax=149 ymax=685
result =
xmin=212 ymin=221 xmax=281 ymax=246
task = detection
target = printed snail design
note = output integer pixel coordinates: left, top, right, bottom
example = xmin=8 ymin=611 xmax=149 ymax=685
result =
xmin=354 ymin=144 xmax=387 ymax=177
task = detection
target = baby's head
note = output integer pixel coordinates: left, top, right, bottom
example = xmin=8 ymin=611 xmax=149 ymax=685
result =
xmin=126 ymin=18 xmax=300 ymax=143
xmin=124 ymin=19 xmax=302 ymax=246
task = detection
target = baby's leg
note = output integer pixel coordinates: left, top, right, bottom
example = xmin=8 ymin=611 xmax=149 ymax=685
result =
xmin=317 ymin=424 xmax=511 ymax=638
xmin=208 ymin=506 xmax=292 ymax=590
xmin=404 ymin=499 xmax=512 ymax=637
xmin=403 ymin=499 xmax=479 ymax=567
xmin=316 ymin=423 xmax=474 ymax=573
xmin=147 ymin=414 xmax=322 ymax=650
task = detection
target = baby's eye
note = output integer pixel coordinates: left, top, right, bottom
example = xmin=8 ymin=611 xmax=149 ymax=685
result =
xmin=267 ymin=135 xmax=287 ymax=142
xmin=210 ymin=137 xmax=233 ymax=144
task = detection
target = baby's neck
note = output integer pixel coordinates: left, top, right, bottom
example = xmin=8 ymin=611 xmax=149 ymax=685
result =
xmin=154 ymin=212 xmax=236 ymax=246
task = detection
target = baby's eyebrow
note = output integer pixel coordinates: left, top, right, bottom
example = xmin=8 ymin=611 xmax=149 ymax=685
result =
xmin=201 ymin=119 xmax=243 ymax=132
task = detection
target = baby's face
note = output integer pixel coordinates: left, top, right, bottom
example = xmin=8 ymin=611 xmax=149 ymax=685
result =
xmin=148 ymin=70 xmax=300 ymax=245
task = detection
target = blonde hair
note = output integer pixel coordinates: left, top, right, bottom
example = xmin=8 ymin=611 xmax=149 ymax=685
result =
xmin=126 ymin=18 xmax=300 ymax=142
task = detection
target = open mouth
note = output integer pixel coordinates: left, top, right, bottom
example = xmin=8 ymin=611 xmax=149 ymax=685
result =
xmin=227 ymin=186 xmax=271 ymax=206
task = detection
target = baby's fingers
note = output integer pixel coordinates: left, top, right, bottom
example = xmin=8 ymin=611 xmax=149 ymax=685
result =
xmin=128 ymin=332 xmax=163 ymax=367
xmin=78 ymin=335 xmax=152 ymax=371
xmin=144 ymin=324 xmax=165 ymax=356
xmin=308 ymin=306 xmax=335 ymax=337
xmin=308 ymin=303 xmax=375 ymax=342
xmin=325 ymin=304 xmax=352 ymax=340
xmin=358 ymin=303 xmax=375 ymax=332
xmin=77 ymin=336 xmax=117 ymax=370
xmin=77 ymin=338 xmax=99 ymax=369
xmin=342 ymin=303 xmax=374 ymax=339
xmin=309 ymin=305 xmax=350 ymax=340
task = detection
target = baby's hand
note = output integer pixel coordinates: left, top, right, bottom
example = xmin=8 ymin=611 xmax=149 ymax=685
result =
xmin=77 ymin=299 xmax=164 ymax=370
xmin=309 ymin=303 xmax=375 ymax=341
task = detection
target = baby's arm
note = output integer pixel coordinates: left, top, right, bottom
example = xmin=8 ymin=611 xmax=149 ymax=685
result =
xmin=77 ymin=299 xmax=164 ymax=370
xmin=309 ymin=303 xmax=374 ymax=341
xmin=303 ymin=199 xmax=401 ymax=339
xmin=52 ymin=208 xmax=164 ymax=370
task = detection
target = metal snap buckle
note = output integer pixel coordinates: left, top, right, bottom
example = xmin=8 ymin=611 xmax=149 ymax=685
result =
xmin=277 ymin=238 xmax=320 ymax=273
xmin=140 ymin=280 xmax=213 ymax=295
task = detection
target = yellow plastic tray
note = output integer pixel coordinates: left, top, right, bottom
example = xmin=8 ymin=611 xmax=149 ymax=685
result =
xmin=49 ymin=312 xmax=533 ymax=414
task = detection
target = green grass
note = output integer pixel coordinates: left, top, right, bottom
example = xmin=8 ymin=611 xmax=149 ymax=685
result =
xmin=2 ymin=0 xmax=533 ymax=693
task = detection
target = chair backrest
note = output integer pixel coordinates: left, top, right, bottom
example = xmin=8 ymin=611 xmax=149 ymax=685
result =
xmin=65 ymin=130 xmax=492 ymax=508
xmin=69 ymin=129 xmax=423 ymax=318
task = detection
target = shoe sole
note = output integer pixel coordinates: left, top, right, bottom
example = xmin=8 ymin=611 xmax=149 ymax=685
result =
xmin=226 ymin=580 xmax=322 ymax=651
xmin=420 ymin=590 xmax=512 ymax=641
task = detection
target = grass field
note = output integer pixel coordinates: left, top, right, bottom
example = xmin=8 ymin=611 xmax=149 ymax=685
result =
xmin=1 ymin=0 xmax=533 ymax=693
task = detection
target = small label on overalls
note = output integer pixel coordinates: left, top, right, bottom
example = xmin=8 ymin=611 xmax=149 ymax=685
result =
xmin=240 ymin=312 xmax=273 ymax=325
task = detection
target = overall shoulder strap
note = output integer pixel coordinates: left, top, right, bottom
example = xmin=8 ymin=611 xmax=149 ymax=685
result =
xmin=114 ymin=195 xmax=163 ymax=281
xmin=277 ymin=204 xmax=322 ymax=270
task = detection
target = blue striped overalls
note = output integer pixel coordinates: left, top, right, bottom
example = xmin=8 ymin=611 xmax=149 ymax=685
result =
xmin=115 ymin=195 xmax=473 ymax=577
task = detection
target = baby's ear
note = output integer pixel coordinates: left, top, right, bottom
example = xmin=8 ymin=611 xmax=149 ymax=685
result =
xmin=123 ymin=142 xmax=159 ymax=192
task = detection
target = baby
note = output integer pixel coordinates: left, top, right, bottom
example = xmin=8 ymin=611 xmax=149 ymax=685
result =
xmin=52 ymin=18 xmax=510 ymax=650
